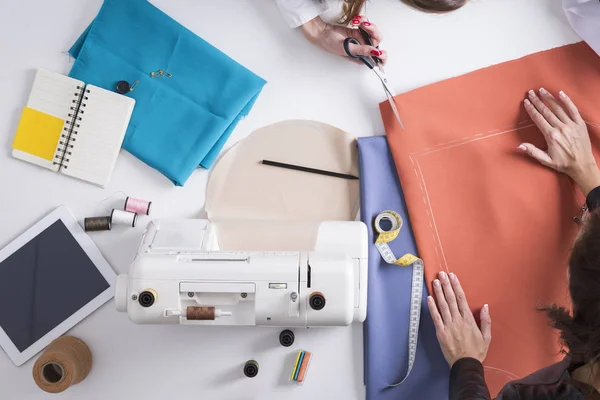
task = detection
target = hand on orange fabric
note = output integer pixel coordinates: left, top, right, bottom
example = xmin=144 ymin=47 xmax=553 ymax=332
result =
xmin=520 ymin=89 xmax=600 ymax=196
xmin=300 ymin=16 xmax=387 ymax=65
xmin=427 ymin=272 xmax=492 ymax=367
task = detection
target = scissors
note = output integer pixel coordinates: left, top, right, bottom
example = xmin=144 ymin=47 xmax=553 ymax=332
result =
xmin=343 ymin=28 xmax=404 ymax=130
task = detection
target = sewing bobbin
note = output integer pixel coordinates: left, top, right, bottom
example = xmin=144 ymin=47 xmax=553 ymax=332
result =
xmin=111 ymin=209 xmax=137 ymax=227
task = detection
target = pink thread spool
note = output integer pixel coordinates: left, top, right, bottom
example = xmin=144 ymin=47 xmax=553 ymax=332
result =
xmin=124 ymin=197 xmax=152 ymax=215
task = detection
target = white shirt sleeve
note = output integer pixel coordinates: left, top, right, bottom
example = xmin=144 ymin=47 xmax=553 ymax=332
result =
xmin=275 ymin=0 xmax=329 ymax=28
xmin=563 ymin=0 xmax=600 ymax=56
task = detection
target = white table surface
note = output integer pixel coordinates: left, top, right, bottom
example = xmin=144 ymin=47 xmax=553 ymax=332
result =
xmin=0 ymin=0 xmax=581 ymax=399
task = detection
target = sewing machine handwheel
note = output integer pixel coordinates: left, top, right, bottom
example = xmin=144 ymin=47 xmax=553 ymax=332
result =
xmin=309 ymin=292 xmax=326 ymax=311
xmin=279 ymin=330 xmax=295 ymax=347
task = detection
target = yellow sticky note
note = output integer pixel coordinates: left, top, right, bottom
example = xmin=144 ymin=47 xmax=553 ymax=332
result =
xmin=13 ymin=107 xmax=64 ymax=161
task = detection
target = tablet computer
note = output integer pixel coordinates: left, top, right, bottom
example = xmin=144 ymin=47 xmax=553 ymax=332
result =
xmin=0 ymin=206 xmax=116 ymax=366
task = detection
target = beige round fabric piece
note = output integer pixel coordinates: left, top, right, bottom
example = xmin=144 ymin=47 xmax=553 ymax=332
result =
xmin=205 ymin=120 xmax=359 ymax=251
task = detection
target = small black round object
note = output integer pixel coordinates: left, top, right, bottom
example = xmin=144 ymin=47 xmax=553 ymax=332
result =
xmin=116 ymin=81 xmax=131 ymax=94
xmin=309 ymin=292 xmax=326 ymax=311
xmin=279 ymin=329 xmax=295 ymax=347
xmin=138 ymin=290 xmax=156 ymax=308
xmin=243 ymin=360 xmax=259 ymax=378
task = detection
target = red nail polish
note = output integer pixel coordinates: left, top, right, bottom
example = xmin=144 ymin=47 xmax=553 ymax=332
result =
xmin=363 ymin=22 xmax=371 ymax=26
xmin=352 ymin=19 xmax=360 ymax=25
xmin=371 ymin=50 xmax=381 ymax=56
xmin=354 ymin=15 xmax=362 ymax=20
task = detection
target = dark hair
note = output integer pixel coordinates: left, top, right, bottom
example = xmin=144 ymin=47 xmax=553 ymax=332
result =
xmin=543 ymin=210 xmax=600 ymax=365
xmin=402 ymin=0 xmax=468 ymax=12
xmin=338 ymin=0 xmax=468 ymax=24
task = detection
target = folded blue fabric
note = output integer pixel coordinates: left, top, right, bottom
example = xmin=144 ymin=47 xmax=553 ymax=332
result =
xmin=69 ymin=0 xmax=266 ymax=185
xmin=358 ymin=136 xmax=449 ymax=400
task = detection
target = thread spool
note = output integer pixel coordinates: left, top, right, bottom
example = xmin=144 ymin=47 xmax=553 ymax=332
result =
xmin=279 ymin=329 xmax=295 ymax=347
xmin=185 ymin=306 xmax=232 ymax=320
xmin=124 ymin=197 xmax=152 ymax=215
xmin=244 ymin=360 xmax=259 ymax=378
xmin=110 ymin=209 xmax=137 ymax=227
xmin=186 ymin=306 xmax=215 ymax=320
xmin=138 ymin=289 xmax=157 ymax=308
xmin=32 ymin=336 xmax=92 ymax=393
xmin=84 ymin=216 xmax=111 ymax=232
xmin=116 ymin=81 xmax=131 ymax=94
xmin=308 ymin=292 xmax=326 ymax=311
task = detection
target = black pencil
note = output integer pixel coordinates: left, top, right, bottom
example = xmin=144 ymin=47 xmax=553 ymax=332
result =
xmin=261 ymin=160 xmax=359 ymax=180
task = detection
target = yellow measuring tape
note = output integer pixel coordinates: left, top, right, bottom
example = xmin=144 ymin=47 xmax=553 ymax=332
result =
xmin=374 ymin=211 xmax=421 ymax=266
xmin=374 ymin=210 xmax=423 ymax=387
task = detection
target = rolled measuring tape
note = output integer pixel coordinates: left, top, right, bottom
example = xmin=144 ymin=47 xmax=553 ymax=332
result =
xmin=374 ymin=210 xmax=424 ymax=388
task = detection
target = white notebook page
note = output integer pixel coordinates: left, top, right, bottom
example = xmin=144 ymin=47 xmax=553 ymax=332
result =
xmin=13 ymin=69 xmax=83 ymax=171
xmin=62 ymin=85 xmax=135 ymax=187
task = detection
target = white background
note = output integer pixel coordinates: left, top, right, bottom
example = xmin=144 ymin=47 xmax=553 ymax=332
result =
xmin=0 ymin=0 xmax=581 ymax=399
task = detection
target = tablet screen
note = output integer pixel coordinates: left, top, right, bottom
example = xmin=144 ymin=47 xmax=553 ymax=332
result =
xmin=0 ymin=220 xmax=110 ymax=352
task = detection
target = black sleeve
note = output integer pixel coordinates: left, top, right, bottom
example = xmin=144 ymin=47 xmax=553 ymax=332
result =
xmin=495 ymin=384 xmax=521 ymax=400
xmin=587 ymin=186 xmax=600 ymax=212
xmin=450 ymin=358 xmax=491 ymax=400
xmin=449 ymin=359 xmax=522 ymax=400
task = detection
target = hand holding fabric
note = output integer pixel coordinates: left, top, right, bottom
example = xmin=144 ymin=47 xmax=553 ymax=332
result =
xmin=300 ymin=15 xmax=387 ymax=65
xmin=427 ymin=272 xmax=492 ymax=367
xmin=520 ymin=89 xmax=600 ymax=196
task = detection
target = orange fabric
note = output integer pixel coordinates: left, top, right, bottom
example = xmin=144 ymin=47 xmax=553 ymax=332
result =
xmin=381 ymin=42 xmax=600 ymax=396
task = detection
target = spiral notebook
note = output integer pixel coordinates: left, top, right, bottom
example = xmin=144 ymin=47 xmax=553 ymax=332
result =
xmin=12 ymin=69 xmax=135 ymax=187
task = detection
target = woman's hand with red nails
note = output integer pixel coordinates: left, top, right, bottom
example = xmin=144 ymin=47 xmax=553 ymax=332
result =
xmin=356 ymin=16 xmax=383 ymax=47
xmin=299 ymin=16 xmax=387 ymax=65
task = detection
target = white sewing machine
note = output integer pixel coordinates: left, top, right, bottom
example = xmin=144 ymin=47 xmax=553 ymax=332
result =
xmin=115 ymin=220 xmax=368 ymax=327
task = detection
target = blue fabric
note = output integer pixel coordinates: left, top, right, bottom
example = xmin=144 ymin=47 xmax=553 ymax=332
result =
xmin=358 ymin=136 xmax=449 ymax=400
xmin=68 ymin=0 xmax=266 ymax=185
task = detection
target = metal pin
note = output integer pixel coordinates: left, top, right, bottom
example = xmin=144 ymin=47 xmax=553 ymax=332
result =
xmin=150 ymin=69 xmax=173 ymax=78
